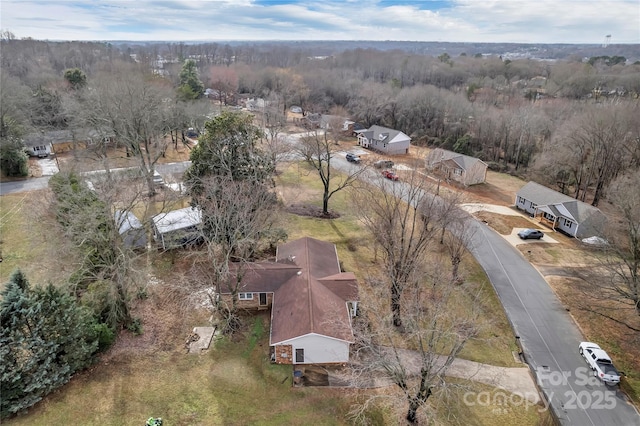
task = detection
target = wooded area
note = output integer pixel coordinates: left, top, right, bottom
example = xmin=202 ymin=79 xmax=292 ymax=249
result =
xmin=2 ymin=35 xmax=640 ymax=423
xmin=2 ymin=35 xmax=639 ymax=205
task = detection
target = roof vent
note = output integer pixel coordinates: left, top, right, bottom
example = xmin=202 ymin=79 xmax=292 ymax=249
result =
xmin=297 ymin=271 xmax=302 ymax=276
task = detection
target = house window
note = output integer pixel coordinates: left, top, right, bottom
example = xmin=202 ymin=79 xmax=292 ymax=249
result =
xmin=238 ymin=292 xmax=253 ymax=300
xmin=562 ymin=218 xmax=573 ymax=228
xmin=453 ymin=169 xmax=462 ymax=176
xmin=530 ymin=202 xmax=537 ymax=209
xmin=517 ymin=196 xmax=524 ymax=204
xmin=295 ymin=348 xmax=304 ymax=363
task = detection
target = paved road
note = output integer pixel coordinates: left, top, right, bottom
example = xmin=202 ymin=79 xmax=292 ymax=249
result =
xmin=331 ymin=154 xmax=640 ymax=425
xmin=469 ymin=222 xmax=640 ymax=425
xmin=0 ymin=162 xmax=193 ymax=196
xmin=0 ymin=176 xmax=51 ymax=195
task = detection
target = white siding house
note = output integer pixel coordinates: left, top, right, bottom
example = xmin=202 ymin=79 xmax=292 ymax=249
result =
xmin=357 ymin=125 xmax=410 ymax=155
xmin=515 ymin=181 xmax=606 ymax=239
xmin=273 ymin=333 xmax=351 ymax=365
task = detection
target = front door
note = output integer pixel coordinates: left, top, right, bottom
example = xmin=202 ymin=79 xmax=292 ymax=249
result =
xmin=259 ymin=292 xmax=267 ymax=306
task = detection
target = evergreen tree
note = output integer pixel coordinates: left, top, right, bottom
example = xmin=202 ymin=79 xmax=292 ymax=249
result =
xmin=0 ymin=137 xmax=28 ymax=177
xmin=63 ymin=68 xmax=87 ymax=90
xmin=184 ymin=111 xmax=274 ymax=200
xmin=0 ymin=270 xmax=99 ymax=419
xmin=178 ymin=59 xmax=204 ymax=100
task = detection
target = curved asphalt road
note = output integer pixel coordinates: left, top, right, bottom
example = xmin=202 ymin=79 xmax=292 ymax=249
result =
xmin=334 ymin=153 xmax=640 ymax=425
xmin=3 ymin=147 xmax=640 ymax=424
xmin=469 ymin=221 xmax=640 ymax=425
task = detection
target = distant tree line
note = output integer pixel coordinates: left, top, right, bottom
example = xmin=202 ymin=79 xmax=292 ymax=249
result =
xmin=1 ymin=37 xmax=639 ymax=200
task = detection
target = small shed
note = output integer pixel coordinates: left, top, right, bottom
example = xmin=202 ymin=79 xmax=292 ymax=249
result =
xmin=152 ymin=207 xmax=203 ymax=250
xmin=115 ymin=210 xmax=147 ymax=249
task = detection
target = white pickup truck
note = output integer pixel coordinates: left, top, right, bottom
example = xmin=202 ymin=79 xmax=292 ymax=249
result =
xmin=578 ymin=342 xmax=621 ymax=385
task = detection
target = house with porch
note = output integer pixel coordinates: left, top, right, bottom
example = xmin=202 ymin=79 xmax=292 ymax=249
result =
xmin=356 ymin=125 xmax=410 ymax=155
xmin=425 ymin=148 xmax=488 ymax=186
xmin=219 ymin=237 xmax=359 ymax=365
xmin=515 ymin=181 xmax=606 ymax=239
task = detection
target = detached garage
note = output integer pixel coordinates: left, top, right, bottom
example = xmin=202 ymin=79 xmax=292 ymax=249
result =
xmin=151 ymin=207 xmax=203 ymax=250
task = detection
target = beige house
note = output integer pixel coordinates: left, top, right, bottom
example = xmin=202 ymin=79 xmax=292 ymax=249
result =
xmin=218 ymin=237 xmax=359 ymax=365
xmin=425 ymin=148 xmax=488 ymax=186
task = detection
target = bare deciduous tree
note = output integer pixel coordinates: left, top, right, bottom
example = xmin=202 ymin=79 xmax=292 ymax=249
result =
xmin=297 ymin=129 xmax=367 ymax=216
xmin=356 ymin=171 xmax=440 ymax=327
xmin=349 ymin=258 xmax=482 ymax=424
xmin=76 ymin=70 xmax=172 ymax=196
xmin=193 ymin=175 xmax=285 ymax=332
xmin=577 ymin=171 xmax=640 ymax=332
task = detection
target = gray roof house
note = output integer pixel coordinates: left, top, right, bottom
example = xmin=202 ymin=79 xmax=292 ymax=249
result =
xmin=357 ymin=125 xmax=410 ymax=155
xmin=515 ymin=181 xmax=606 ymax=239
xmin=425 ymin=148 xmax=488 ymax=186
xmin=23 ymin=129 xmax=115 ymax=155
xmin=151 ymin=207 xmax=203 ymax=250
xmin=115 ymin=210 xmax=147 ymax=249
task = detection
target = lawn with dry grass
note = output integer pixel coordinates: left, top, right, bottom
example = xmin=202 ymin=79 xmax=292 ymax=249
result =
xmin=276 ymin=162 xmax=521 ymax=368
xmin=2 ymin=156 xmax=538 ymax=425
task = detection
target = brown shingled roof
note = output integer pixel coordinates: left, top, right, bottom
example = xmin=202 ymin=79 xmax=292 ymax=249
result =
xmin=218 ymin=237 xmax=359 ymax=345
xmin=270 ymin=271 xmax=354 ymax=344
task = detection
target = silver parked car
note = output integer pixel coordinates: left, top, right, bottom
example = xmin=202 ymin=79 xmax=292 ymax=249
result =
xmin=517 ymin=229 xmax=544 ymax=240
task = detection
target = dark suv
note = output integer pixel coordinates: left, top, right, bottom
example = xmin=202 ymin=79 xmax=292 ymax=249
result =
xmin=346 ymin=153 xmax=361 ymax=163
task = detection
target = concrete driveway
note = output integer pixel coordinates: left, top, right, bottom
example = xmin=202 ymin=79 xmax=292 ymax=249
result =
xmin=460 ymin=204 xmax=560 ymax=247
xmin=504 ymin=228 xmax=559 ymax=247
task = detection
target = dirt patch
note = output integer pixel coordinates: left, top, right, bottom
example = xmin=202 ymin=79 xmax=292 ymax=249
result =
xmin=474 ymin=211 xmax=536 ymax=235
xmin=101 ymin=267 xmax=211 ymax=363
xmin=286 ymin=203 xmax=340 ymax=219
xmin=465 ymin=171 xmax=526 ymax=206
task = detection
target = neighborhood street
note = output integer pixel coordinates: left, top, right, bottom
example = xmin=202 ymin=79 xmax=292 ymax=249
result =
xmin=331 ymin=154 xmax=640 ymax=425
xmin=470 ymin=220 xmax=640 ymax=425
xmin=3 ymin=146 xmax=639 ymax=425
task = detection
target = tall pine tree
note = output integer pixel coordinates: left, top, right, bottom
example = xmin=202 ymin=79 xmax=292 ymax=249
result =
xmin=0 ymin=270 xmax=99 ymax=419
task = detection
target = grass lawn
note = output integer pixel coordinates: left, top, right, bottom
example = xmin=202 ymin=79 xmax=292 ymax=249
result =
xmin=6 ymin=313 xmax=355 ymax=426
xmin=0 ymin=190 xmax=78 ymax=285
xmin=3 ymin=160 xmax=536 ymax=425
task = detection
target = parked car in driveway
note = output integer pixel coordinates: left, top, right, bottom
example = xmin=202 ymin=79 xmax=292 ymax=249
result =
xmin=346 ymin=153 xmax=361 ymax=163
xmin=579 ymin=342 xmax=621 ymax=385
xmin=517 ymin=229 xmax=544 ymax=240
xmin=382 ymin=170 xmax=399 ymax=181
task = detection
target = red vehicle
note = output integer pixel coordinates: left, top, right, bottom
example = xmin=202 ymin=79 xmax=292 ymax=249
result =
xmin=382 ymin=170 xmax=399 ymax=181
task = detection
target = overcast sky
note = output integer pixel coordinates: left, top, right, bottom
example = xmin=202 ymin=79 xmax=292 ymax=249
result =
xmin=1 ymin=0 xmax=639 ymax=44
